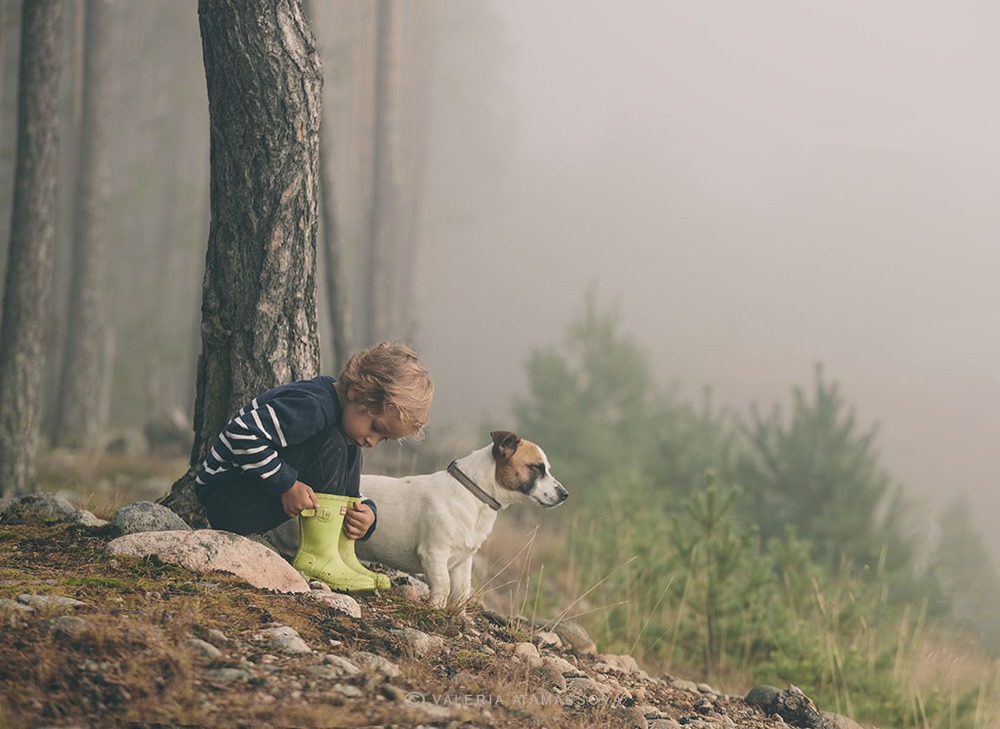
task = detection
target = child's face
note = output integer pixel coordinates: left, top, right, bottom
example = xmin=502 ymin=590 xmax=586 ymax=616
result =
xmin=340 ymin=397 xmax=412 ymax=448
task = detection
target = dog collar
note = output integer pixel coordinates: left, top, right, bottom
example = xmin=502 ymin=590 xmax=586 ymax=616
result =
xmin=447 ymin=460 xmax=502 ymax=511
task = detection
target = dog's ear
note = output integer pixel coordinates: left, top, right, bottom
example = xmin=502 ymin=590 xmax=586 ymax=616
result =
xmin=491 ymin=430 xmax=521 ymax=460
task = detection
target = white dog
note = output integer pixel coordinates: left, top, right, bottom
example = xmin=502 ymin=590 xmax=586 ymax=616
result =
xmin=357 ymin=430 xmax=567 ymax=606
xmin=266 ymin=431 xmax=568 ymax=605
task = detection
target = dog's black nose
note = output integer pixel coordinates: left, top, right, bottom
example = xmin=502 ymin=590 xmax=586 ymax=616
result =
xmin=556 ymin=485 xmax=568 ymax=502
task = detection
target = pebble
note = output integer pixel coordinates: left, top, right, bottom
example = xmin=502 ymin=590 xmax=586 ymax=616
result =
xmin=184 ymin=638 xmax=223 ymax=660
xmin=17 ymin=594 xmax=86 ymax=608
xmin=254 ymin=625 xmax=312 ymax=655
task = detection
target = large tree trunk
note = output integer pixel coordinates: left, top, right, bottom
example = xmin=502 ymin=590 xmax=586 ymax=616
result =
xmin=53 ymin=0 xmax=117 ymax=449
xmin=159 ymin=0 xmax=323 ymax=525
xmin=0 ymin=0 xmax=63 ymax=498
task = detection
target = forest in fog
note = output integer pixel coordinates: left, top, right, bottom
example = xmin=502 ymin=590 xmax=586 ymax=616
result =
xmin=1 ymin=2 xmax=999 ymax=726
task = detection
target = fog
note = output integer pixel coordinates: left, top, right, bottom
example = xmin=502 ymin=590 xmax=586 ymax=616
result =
xmin=407 ymin=2 xmax=1000 ymax=556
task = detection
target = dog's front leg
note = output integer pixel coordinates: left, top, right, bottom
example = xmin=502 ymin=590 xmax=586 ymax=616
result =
xmin=448 ymin=556 xmax=474 ymax=606
xmin=419 ymin=548 xmax=452 ymax=608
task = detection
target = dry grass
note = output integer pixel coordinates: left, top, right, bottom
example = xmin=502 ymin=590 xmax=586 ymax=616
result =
xmin=0 ymin=519 xmax=661 ymax=728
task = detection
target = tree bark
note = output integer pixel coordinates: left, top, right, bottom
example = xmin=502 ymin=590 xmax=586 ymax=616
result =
xmin=0 ymin=0 xmax=63 ymax=497
xmin=159 ymin=0 xmax=323 ymax=525
xmin=53 ymin=0 xmax=117 ymax=449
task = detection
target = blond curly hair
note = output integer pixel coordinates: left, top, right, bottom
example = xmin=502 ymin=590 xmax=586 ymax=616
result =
xmin=338 ymin=341 xmax=434 ymax=437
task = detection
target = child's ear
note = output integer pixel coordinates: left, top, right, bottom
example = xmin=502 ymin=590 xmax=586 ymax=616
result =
xmin=346 ymin=385 xmax=359 ymax=402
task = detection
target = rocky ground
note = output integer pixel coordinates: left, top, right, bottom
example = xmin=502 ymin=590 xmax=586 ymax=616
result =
xmin=0 ymin=494 xmax=869 ymax=728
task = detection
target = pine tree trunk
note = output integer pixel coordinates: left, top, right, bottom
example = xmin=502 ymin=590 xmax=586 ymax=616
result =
xmin=304 ymin=0 xmax=350 ymax=371
xmin=0 ymin=0 xmax=63 ymax=498
xmin=53 ymin=0 xmax=117 ymax=449
xmin=159 ymin=0 xmax=322 ymax=525
xmin=362 ymin=0 xmax=400 ymax=345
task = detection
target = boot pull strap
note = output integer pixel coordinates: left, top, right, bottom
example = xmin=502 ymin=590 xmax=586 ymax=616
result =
xmin=298 ymin=505 xmax=347 ymax=520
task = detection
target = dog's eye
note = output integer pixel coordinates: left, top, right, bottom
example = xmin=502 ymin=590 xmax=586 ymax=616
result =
xmin=530 ymin=464 xmax=546 ymax=478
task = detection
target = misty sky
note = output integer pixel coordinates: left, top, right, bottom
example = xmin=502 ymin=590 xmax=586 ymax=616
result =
xmin=411 ymin=2 xmax=1000 ymax=556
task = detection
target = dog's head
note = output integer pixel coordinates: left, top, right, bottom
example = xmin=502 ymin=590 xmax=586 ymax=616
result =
xmin=490 ymin=430 xmax=569 ymax=508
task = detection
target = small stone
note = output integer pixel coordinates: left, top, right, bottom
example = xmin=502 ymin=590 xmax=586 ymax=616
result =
xmin=184 ymin=638 xmax=222 ymax=660
xmin=596 ymin=653 xmax=641 ymax=675
xmin=17 ymin=594 xmax=86 ymax=608
xmin=204 ymin=667 xmax=251 ymax=683
xmin=112 ymin=501 xmax=191 ymax=535
xmin=513 ymin=641 xmax=542 ymax=666
xmin=48 ymin=615 xmax=91 ymax=637
xmin=351 ymin=651 xmax=400 ymax=678
xmin=550 ymin=619 xmax=597 ymax=654
xmin=537 ymin=630 xmax=561 ymax=648
xmin=319 ymin=654 xmax=361 ymax=676
xmin=334 ymin=683 xmax=363 ymax=698
xmin=255 ymin=625 xmax=311 ymax=655
xmin=206 ymin=628 xmax=228 ymax=646
xmin=391 ymin=627 xmax=444 ymax=659
xmin=0 ymin=599 xmax=34 ymax=612
xmin=672 ymin=678 xmax=699 ymax=694
xmin=307 ymin=590 xmax=362 ymax=618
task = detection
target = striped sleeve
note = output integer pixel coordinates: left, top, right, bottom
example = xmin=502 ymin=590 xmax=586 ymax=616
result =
xmin=196 ymin=381 xmax=335 ymax=497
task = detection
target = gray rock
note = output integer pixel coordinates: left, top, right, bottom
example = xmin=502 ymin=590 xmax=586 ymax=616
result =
xmin=184 ymin=638 xmax=223 ymax=660
xmin=255 ymin=625 xmax=311 ymax=655
xmin=351 ymin=650 xmax=401 ymax=678
xmin=513 ymin=641 xmax=542 ymax=666
xmin=596 ymin=652 xmax=642 ymax=675
xmin=317 ymin=654 xmax=362 ymax=677
xmin=333 ymin=683 xmax=364 ymax=698
xmin=745 ymin=684 xmax=823 ymax=728
xmin=0 ymin=598 xmax=34 ymax=612
xmin=112 ymin=501 xmax=191 ymax=535
xmin=821 ymin=711 xmax=868 ymax=729
xmin=549 ymin=619 xmax=597 ymax=655
xmin=306 ymin=589 xmax=362 ymax=617
xmin=47 ymin=615 xmax=92 ymax=638
xmin=672 ymin=678 xmax=699 ymax=694
xmin=543 ymin=654 xmax=582 ymax=678
xmin=391 ymin=627 xmax=444 ymax=659
xmin=204 ymin=667 xmax=251 ymax=683
xmin=537 ymin=630 xmax=561 ymax=648
xmin=2 ymin=493 xmax=78 ymax=523
xmin=17 ymin=594 xmax=86 ymax=608
xmin=69 ymin=510 xmax=108 ymax=528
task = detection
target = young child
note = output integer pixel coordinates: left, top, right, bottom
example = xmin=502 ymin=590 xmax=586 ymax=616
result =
xmin=194 ymin=341 xmax=433 ymax=592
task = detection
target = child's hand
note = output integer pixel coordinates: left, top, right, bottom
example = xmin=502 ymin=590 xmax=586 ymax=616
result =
xmin=342 ymin=501 xmax=375 ymax=540
xmin=280 ymin=481 xmax=319 ymax=518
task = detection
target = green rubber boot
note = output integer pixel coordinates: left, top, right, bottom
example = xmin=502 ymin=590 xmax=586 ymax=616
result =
xmin=328 ymin=495 xmax=392 ymax=591
xmin=293 ymin=494 xmax=377 ymax=592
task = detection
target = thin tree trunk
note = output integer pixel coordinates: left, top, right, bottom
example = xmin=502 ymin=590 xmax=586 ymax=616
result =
xmin=40 ymin=0 xmax=84 ymax=443
xmin=0 ymin=0 xmax=63 ymax=497
xmin=159 ymin=0 xmax=322 ymax=525
xmin=304 ymin=0 xmax=349 ymax=370
xmin=53 ymin=0 xmax=117 ymax=449
xmin=363 ymin=0 xmax=400 ymax=345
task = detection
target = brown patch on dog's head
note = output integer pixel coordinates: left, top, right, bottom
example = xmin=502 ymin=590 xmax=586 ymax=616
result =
xmin=491 ymin=430 xmax=544 ymax=494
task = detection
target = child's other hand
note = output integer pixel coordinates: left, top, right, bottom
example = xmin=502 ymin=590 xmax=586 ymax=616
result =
xmin=342 ymin=501 xmax=375 ymax=540
xmin=281 ymin=481 xmax=319 ymax=518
